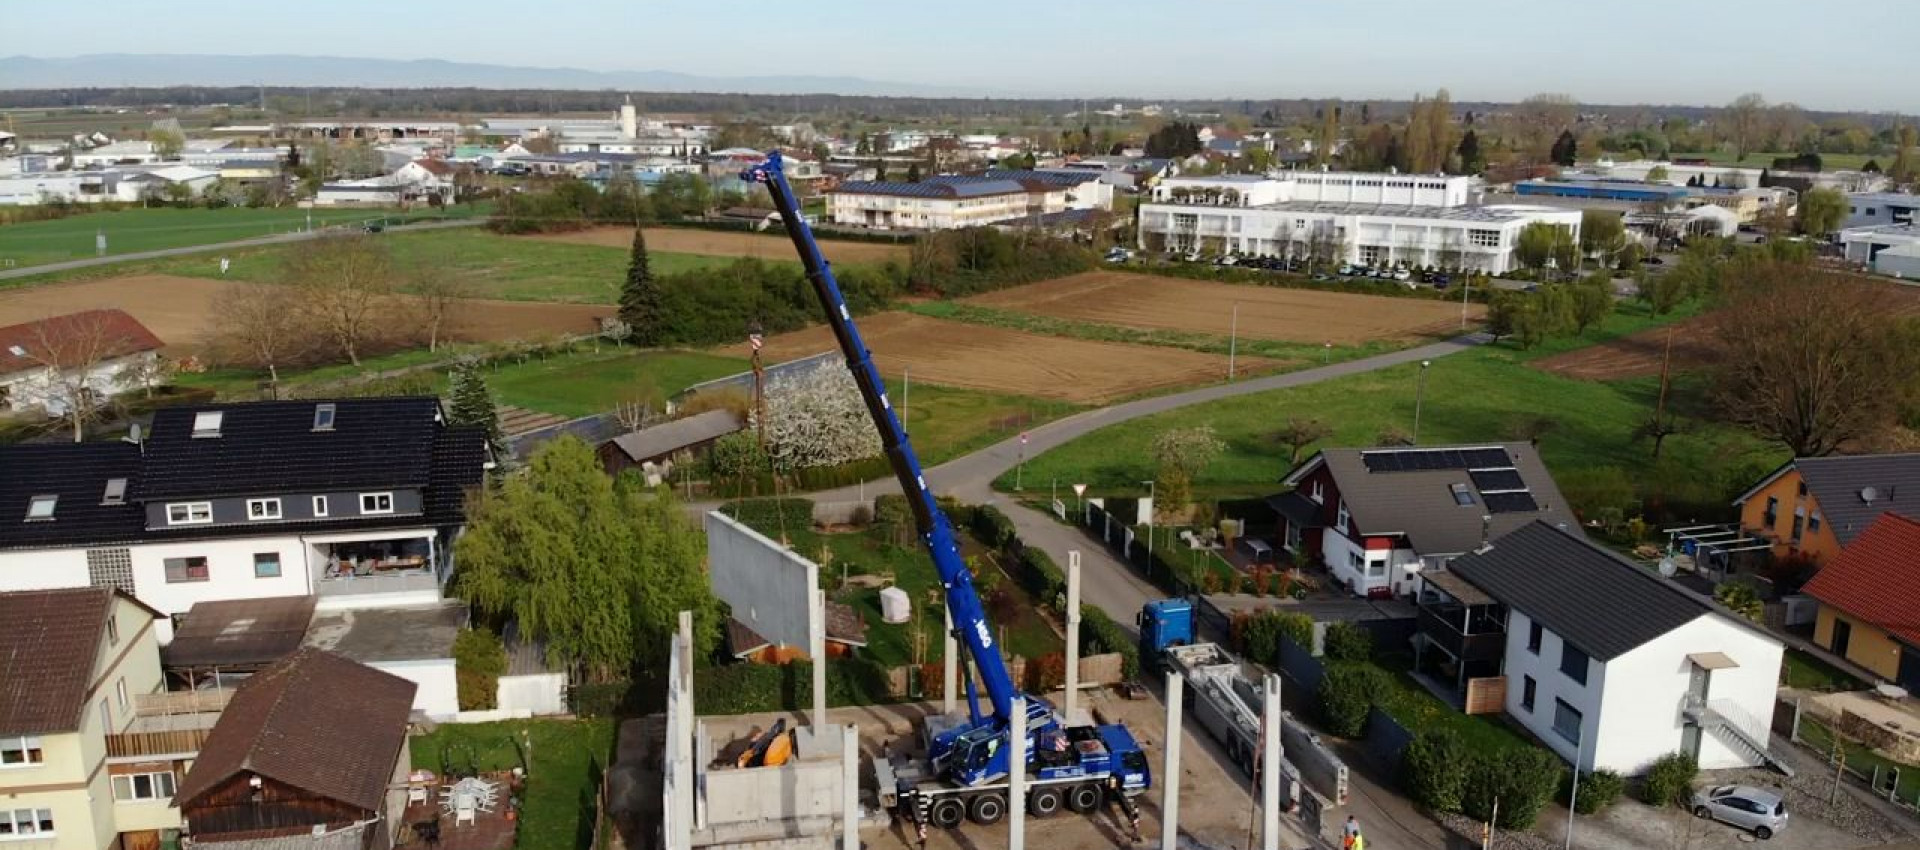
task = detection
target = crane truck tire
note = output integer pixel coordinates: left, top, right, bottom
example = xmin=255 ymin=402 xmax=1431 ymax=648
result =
xmin=930 ymin=798 xmax=966 ymax=829
xmin=1067 ymin=783 xmax=1104 ymax=813
xmin=969 ymin=793 xmax=1007 ymax=825
xmin=1029 ymin=787 xmax=1063 ymax=818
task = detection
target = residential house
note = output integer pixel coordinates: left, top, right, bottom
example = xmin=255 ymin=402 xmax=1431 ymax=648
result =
xmin=1733 ymin=453 xmax=1920 ymax=564
xmin=0 ymin=587 xmax=176 ymax=850
xmin=1801 ymin=513 xmax=1920 ymax=689
xmin=0 ymin=397 xmax=489 ymax=642
xmin=1438 ymin=522 xmax=1787 ymax=775
xmin=597 ymin=409 xmax=744 ymax=484
xmin=0 ymin=310 xmax=165 ymax=418
xmin=1273 ymin=443 xmax=1574 ymax=598
xmin=174 ymin=649 xmax=415 ymax=848
xmin=391 ymin=159 xmax=456 ymax=202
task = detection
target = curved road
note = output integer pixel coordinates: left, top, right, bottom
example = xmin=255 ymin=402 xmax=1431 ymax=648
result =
xmin=0 ymin=218 xmax=484 ymax=282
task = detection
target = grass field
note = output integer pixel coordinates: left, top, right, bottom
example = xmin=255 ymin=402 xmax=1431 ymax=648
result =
xmin=907 ymin=300 xmax=1395 ymax=366
xmin=0 ymin=207 xmax=479 ymax=267
xmin=1781 ymin=649 xmax=1868 ymax=693
xmin=410 ymin=719 xmax=614 ymax=850
xmin=480 ymin=349 xmax=748 ymax=417
xmin=152 ymin=228 xmax=751 ymax=303
xmin=1668 ymin=150 xmax=1881 ymax=172
xmin=1002 ymin=304 xmax=1785 ymax=502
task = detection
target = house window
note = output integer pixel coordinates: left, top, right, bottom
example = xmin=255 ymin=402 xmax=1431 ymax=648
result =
xmin=1528 ymin=620 xmax=1543 ymax=654
xmin=191 ymin=410 xmax=223 ymax=438
xmin=163 ymin=556 xmax=209 ymax=583
xmin=360 ymin=492 xmax=394 ymax=514
xmin=1469 ymin=229 xmax=1500 ymax=248
xmin=1521 ymin=676 xmax=1537 ymax=712
xmin=313 ymin=495 xmax=329 ymax=517
xmin=1561 ymin=643 xmax=1589 ymax=686
xmin=0 ymin=808 xmax=55 ymax=838
xmin=253 ymin=552 xmax=281 ymax=579
xmin=1796 ymin=480 xmax=1807 ymax=498
xmin=1450 ymin=482 xmax=1475 ymax=506
xmin=1552 ymin=698 xmax=1583 ymax=744
xmin=1810 ymin=513 xmax=1823 ymax=534
xmin=0 ymin=736 xmax=44 ymax=766
xmin=115 ymin=677 xmax=129 ymax=712
xmin=25 ymin=495 xmax=57 ymax=521
xmin=312 ymin=403 xmax=336 ymax=431
xmin=1367 ymin=559 xmax=1387 ymax=578
xmin=99 ymin=697 xmax=112 ymax=732
xmin=1335 ymin=499 xmax=1350 ymax=532
xmin=111 ymin=771 xmax=176 ymax=802
xmin=1763 ymin=496 xmax=1778 ymax=528
xmin=166 ymin=502 xmax=212 ymax=525
xmin=1309 ymin=480 xmax=1324 ymax=504
xmin=106 ymin=615 xmax=119 ymax=646
xmin=246 ymin=498 xmax=282 ymax=520
xmin=1791 ymin=514 xmax=1805 ymax=545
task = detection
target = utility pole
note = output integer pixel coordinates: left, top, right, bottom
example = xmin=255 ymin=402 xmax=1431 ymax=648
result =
xmin=1228 ymin=302 xmax=1240 ymax=381
xmin=1413 ymin=360 xmax=1432 ymax=444
xmin=1648 ymin=324 xmax=1677 ymax=458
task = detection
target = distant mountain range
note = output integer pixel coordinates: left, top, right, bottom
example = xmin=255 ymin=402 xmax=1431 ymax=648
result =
xmin=0 ymin=54 xmax=991 ymax=97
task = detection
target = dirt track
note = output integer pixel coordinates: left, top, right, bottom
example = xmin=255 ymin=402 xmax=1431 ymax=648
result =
xmin=721 ymin=312 xmax=1274 ymax=404
xmin=0 ymin=275 xmax=610 ymax=349
xmin=967 ymin=271 xmax=1482 ymax=345
xmin=520 ymin=226 xmax=908 ymax=265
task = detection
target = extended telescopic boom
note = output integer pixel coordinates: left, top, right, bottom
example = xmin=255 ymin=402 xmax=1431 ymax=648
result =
xmin=742 ymin=151 xmax=1019 ymax=726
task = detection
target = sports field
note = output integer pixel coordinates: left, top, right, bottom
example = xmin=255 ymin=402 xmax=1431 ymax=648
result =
xmin=522 ymin=226 xmax=908 ymax=265
xmin=965 ymin=271 xmax=1482 ymax=345
xmin=722 ymin=311 xmax=1275 ymax=404
xmin=0 ymin=207 xmax=470 ymax=267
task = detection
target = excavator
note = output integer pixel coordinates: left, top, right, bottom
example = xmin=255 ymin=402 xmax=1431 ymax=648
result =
xmin=742 ymin=152 xmax=1150 ymax=835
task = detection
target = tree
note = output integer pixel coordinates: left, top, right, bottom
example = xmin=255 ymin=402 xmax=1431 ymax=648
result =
xmin=1640 ymin=267 xmax=1686 ymax=316
xmin=447 ymin=359 xmax=508 ymax=470
xmin=211 ymin=284 xmax=309 ymax=387
xmin=1710 ymin=264 xmax=1920 ymax=456
xmin=756 ymin=360 xmax=882 ymax=472
xmin=617 ymin=227 xmax=666 ymax=345
xmin=1515 ymin=222 xmax=1576 ymax=275
xmin=1269 ymin=417 xmax=1333 ymax=467
xmin=408 ymin=268 xmax=472 ymax=353
xmin=905 ymin=161 xmax=922 ymax=183
xmin=1570 ymin=276 xmax=1613 ymax=335
xmin=282 ymin=234 xmax=393 ymax=366
xmin=1485 ymin=291 xmax=1522 ymax=343
xmin=1314 ymin=101 xmax=1341 ymax=167
xmin=1798 ymin=186 xmax=1847 ymax=238
xmin=149 ymin=127 xmax=184 ymax=160
xmin=707 ymin=431 xmax=770 ymax=490
xmin=1894 ymin=125 xmax=1919 ymax=184
xmin=15 ymin=311 xmax=152 ymax=442
xmin=453 ymin=436 xmax=721 ymax=681
xmin=1645 ymin=164 xmax=1671 ymax=184
xmin=1151 ymin=425 xmax=1225 ymax=511
xmin=1579 ymin=209 xmax=1626 ymax=259
xmin=1515 ymin=93 xmax=1577 ymax=162
xmin=1454 ymin=129 xmax=1483 ymax=175
xmin=1720 ymin=93 xmax=1769 ymax=160
xmin=1549 ymin=129 xmax=1579 ymax=166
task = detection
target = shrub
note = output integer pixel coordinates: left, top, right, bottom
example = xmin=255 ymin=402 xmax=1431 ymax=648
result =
xmin=1081 ymin=605 xmax=1141 ymax=679
xmin=1323 ymin=622 xmax=1374 ymax=662
xmin=1400 ymin=729 xmax=1470 ymax=813
xmin=968 ymin=505 xmax=1019 ymax=550
xmin=1026 ymin=652 xmax=1067 ymax=692
xmin=1714 ymin=581 xmax=1764 ymax=622
xmin=1572 ymin=769 xmax=1625 ymax=815
xmin=717 ymin=497 xmax=815 ymax=532
xmin=1239 ymin=611 xmax=1314 ymax=667
xmin=453 ymin=627 xmax=508 ymax=711
xmin=1461 ymin=746 xmax=1565 ymax=830
xmin=1639 ymin=751 xmax=1698 ymax=807
xmin=1017 ymin=548 xmax=1067 ymax=608
xmin=1318 ymin=662 xmax=1386 ymax=737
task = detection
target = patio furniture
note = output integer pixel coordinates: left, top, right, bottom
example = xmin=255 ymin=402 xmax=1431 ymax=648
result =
xmin=407 ymin=785 xmax=429 ymax=805
xmin=1877 ymin=683 xmax=1910 ymax=701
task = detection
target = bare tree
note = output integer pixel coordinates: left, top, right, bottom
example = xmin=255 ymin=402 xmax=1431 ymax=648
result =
xmin=282 ymin=234 xmax=394 ymax=366
xmin=1719 ymin=93 xmax=1769 ymax=160
xmin=408 ymin=269 xmax=474 ymax=353
xmin=1711 ymin=264 xmax=1920 ymax=456
xmin=15 ymin=311 xmax=153 ymax=442
xmin=212 ymin=284 xmax=310 ymax=387
xmin=1269 ymin=418 xmax=1333 ymax=467
xmin=1514 ymin=93 xmax=1578 ymax=163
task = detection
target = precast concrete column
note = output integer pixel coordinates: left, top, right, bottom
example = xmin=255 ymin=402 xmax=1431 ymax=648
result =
xmin=1064 ymin=552 xmax=1083 ymax=718
xmin=1261 ymin=674 xmax=1282 ymax=850
xmin=1009 ymin=696 xmax=1027 ymax=850
xmin=842 ymin=724 xmax=859 ymax=850
xmin=1161 ymin=670 xmax=1184 ymax=850
xmin=811 ymin=588 xmax=827 ymax=729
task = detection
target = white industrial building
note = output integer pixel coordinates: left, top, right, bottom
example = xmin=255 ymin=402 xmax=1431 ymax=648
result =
xmin=828 ymin=170 xmax=1111 ymax=231
xmin=1840 ymin=223 xmax=1920 ymax=277
xmin=1591 ymin=158 xmax=1765 ymax=189
xmin=1139 ymin=173 xmax=1580 ymax=274
xmin=1844 ymin=192 xmax=1920 ymax=229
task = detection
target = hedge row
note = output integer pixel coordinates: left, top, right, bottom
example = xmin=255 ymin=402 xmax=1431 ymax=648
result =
xmin=1400 ymin=728 xmax=1567 ymax=829
xmin=1118 ymin=262 xmax=1492 ymax=304
xmin=1080 ymin=605 xmax=1141 ymax=680
xmin=715 ymin=498 xmax=816 ymax=532
xmin=567 ymin=658 xmax=900 ymax=717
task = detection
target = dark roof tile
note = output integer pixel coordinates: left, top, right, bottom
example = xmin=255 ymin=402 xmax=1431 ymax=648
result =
xmin=1794 ymin=455 xmax=1920 ymax=546
xmin=141 ymin=397 xmax=444 ymax=500
xmin=0 ymin=442 xmax=146 ymax=550
xmin=1284 ymin=443 xmax=1573 ymax=555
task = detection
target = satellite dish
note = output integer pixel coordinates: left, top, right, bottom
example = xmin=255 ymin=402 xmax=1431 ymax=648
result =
xmin=1659 ymin=557 xmax=1678 ymax=578
xmin=123 ymin=423 xmax=142 ymax=444
xmin=1863 ymin=486 xmax=1880 ymax=504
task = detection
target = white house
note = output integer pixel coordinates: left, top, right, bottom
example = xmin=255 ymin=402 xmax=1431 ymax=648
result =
xmin=0 ymin=310 xmax=165 ymax=418
xmin=1274 ymin=444 xmax=1575 ymax=598
xmin=1441 ymin=522 xmax=1788 ymax=775
xmin=0 ymin=397 xmax=488 ymax=643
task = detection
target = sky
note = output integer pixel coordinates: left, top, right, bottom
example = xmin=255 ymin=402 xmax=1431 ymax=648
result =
xmin=8 ymin=0 xmax=1915 ymax=112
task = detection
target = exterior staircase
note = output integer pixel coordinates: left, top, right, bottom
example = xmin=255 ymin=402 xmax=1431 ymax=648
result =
xmin=1684 ymin=694 xmax=1796 ymax=777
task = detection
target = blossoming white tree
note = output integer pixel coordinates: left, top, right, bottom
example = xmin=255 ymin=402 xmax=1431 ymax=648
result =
xmin=753 ymin=359 xmax=883 ymax=472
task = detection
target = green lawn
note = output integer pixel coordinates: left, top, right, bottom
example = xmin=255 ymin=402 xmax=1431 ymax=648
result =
xmin=410 ymin=718 xmax=615 ymax=850
xmin=0 ymin=207 xmax=471 ymax=267
xmin=175 ymin=346 xmax=467 ymax=399
xmin=890 ymin=378 xmax=1082 ymax=466
xmin=152 ymin=228 xmax=751 ymax=304
xmin=1376 ymin=667 xmax=1533 ymax=754
xmin=483 ymin=349 xmax=749 ymax=417
xmin=1781 ymin=648 xmax=1869 ymax=693
xmin=904 ymin=300 xmax=1407 ymax=367
xmin=1001 ymin=303 xmax=1783 ymax=508
xmin=1667 ymin=150 xmax=1880 ymax=172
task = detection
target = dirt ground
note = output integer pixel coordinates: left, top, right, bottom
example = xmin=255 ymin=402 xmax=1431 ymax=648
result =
xmin=721 ymin=312 xmax=1273 ymax=404
xmin=1528 ymin=316 xmax=1722 ymax=381
xmin=0 ymin=274 xmax=610 ymax=350
xmin=967 ymin=271 xmax=1483 ymax=345
xmin=519 ymin=226 xmax=909 ymax=265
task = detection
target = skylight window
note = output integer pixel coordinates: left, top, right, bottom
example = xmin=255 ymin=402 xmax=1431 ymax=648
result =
xmin=6 ymin=345 xmax=25 ymax=357
xmin=102 ymin=478 xmax=127 ymax=506
xmin=1450 ymin=482 xmax=1476 ymax=507
xmin=191 ymin=410 xmax=224 ymax=438
xmin=26 ymin=495 xmax=57 ymax=521
xmin=312 ymin=403 xmax=336 ymax=431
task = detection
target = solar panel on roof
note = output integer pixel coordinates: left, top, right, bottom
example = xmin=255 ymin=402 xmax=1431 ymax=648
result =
xmin=1462 ymin=448 xmax=1512 ymax=468
xmin=1484 ymin=492 xmax=1540 ymax=514
xmin=1470 ymin=469 xmax=1526 ymax=491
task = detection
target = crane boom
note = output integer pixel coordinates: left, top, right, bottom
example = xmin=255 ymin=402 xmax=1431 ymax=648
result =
xmin=742 ymin=151 xmax=1019 ymax=726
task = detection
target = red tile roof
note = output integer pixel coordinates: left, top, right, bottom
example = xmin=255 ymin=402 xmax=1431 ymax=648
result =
xmin=1803 ymin=512 xmax=1920 ymax=645
xmin=0 ymin=587 xmax=157 ymax=735
xmin=0 ymin=309 xmax=164 ymax=374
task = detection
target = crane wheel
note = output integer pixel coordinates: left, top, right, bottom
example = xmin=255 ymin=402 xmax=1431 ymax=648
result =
xmin=1066 ymin=783 xmax=1104 ymax=813
xmin=968 ymin=793 xmax=1007 ymax=825
xmin=930 ymin=797 xmax=966 ymax=829
xmin=1029 ymin=787 xmax=1063 ymax=818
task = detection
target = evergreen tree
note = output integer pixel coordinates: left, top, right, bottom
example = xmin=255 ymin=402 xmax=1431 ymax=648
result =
xmin=873 ymin=161 xmax=887 ymax=181
xmin=1550 ymin=130 xmax=1579 ymax=166
xmin=1456 ymin=130 xmax=1484 ymax=174
xmin=447 ymin=360 xmax=508 ymax=473
xmin=906 ymin=161 xmax=922 ymax=183
xmin=618 ymin=227 xmax=665 ymax=345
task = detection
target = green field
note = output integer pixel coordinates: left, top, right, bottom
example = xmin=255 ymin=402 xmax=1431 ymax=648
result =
xmin=0 ymin=207 xmax=479 ymax=267
xmin=1781 ymin=649 xmax=1868 ymax=693
xmin=410 ymin=719 xmax=614 ymax=850
xmin=1003 ymin=304 xmax=1785 ymax=508
xmin=904 ymin=300 xmax=1406 ymax=366
xmin=481 ymin=349 xmax=748 ymax=417
xmin=1668 ymin=150 xmax=1880 ymax=172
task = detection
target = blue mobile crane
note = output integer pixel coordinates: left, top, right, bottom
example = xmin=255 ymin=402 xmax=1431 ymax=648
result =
xmin=743 ymin=152 xmax=1149 ymax=834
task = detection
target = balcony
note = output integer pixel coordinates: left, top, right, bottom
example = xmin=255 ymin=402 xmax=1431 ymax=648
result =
xmin=313 ymin=536 xmax=443 ymax=600
xmin=108 ymin=691 xmax=227 ymax=760
xmin=1416 ymin=605 xmax=1506 ymax=663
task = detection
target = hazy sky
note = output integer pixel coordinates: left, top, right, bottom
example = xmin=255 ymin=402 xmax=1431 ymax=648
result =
xmin=9 ymin=0 xmax=1914 ymax=111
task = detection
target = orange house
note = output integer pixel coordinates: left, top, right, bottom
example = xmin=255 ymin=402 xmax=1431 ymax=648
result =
xmin=1801 ymin=513 xmax=1920 ymax=688
xmin=1732 ymin=454 xmax=1920 ymax=564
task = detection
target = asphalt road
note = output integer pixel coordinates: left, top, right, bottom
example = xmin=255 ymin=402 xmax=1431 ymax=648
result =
xmin=0 ymin=217 xmax=484 ymax=282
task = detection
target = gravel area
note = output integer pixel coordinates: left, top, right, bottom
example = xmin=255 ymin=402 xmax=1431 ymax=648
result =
xmin=1704 ymin=766 xmax=1907 ymax=844
xmin=1435 ymin=811 xmax=1558 ymax=850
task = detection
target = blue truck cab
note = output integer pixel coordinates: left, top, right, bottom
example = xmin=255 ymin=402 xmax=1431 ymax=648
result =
xmin=1138 ymin=598 xmax=1195 ymax=657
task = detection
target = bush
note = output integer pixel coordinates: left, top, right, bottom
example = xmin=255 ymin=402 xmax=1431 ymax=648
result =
xmin=1239 ymin=611 xmax=1314 ymax=667
xmin=716 ymin=498 xmax=815 ymax=532
xmin=1462 ymin=746 xmax=1565 ymax=830
xmin=1318 ymin=662 xmax=1386 ymax=737
xmin=1081 ymin=605 xmax=1141 ymax=679
xmin=1017 ymin=548 xmax=1067 ymax=608
xmin=1639 ymin=751 xmax=1698 ymax=807
xmin=694 ymin=658 xmax=898 ymax=714
xmin=968 ymin=504 xmax=1019 ymax=549
xmin=1323 ymin=622 xmax=1374 ymax=662
xmin=453 ymin=627 xmax=508 ymax=711
xmin=1400 ymin=729 xmax=1470 ymax=813
xmin=1572 ymin=769 xmax=1626 ymax=815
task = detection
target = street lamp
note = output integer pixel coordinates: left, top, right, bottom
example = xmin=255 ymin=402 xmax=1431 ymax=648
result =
xmin=1072 ymin=483 xmax=1087 ymax=521
xmin=1140 ymin=479 xmax=1157 ymax=555
xmin=1566 ymin=724 xmax=1590 ymax=849
xmin=1413 ymin=360 xmax=1432 ymax=444
xmin=1323 ymin=341 xmax=1332 ymax=364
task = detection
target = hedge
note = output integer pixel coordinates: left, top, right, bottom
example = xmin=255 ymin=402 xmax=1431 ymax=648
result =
xmin=1318 ymin=662 xmax=1387 ymax=737
xmin=715 ymin=498 xmax=815 ymax=532
xmin=1400 ymin=728 xmax=1470 ymax=813
xmin=1639 ymin=751 xmax=1697 ymax=807
xmin=967 ymin=504 xmax=1019 ymax=550
xmin=1461 ymin=746 xmax=1565 ymax=830
xmin=1572 ymin=769 xmax=1625 ymax=815
xmin=1080 ymin=605 xmax=1141 ymax=680
xmin=693 ymin=658 xmax=897 ymax=714
xmin=1118 ymin=262 xmax=1491 ymax=304
xmin=1322 ymin=621 xmax=1374 ymax=663
xmin=453 ymin=627 xmax=508 ymax=711
xmin=1239 ymin=611 xmax=1313 ymax=667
